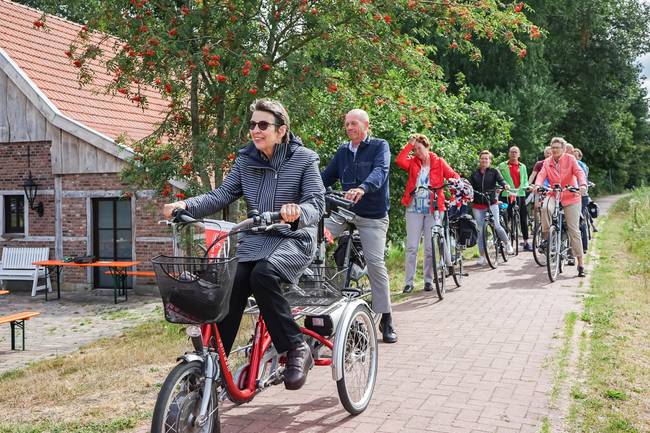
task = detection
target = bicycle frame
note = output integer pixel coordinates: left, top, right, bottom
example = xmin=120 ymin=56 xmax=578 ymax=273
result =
xmin=191 ymin=311 xmax=335 ymax=405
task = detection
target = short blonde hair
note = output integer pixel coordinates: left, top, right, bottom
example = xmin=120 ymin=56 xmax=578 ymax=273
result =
xmin=574 ymin=148 xmax=583 ymax=159
xmin=479 ymin=150 xmax=493 ymax=159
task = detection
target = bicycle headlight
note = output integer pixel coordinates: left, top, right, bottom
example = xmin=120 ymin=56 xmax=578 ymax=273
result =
xmin=185 ymin=325 xmax=202 ymax=338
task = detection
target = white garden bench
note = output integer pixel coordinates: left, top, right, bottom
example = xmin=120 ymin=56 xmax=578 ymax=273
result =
xmin=0 ymin=247 xmax=52 ymax=296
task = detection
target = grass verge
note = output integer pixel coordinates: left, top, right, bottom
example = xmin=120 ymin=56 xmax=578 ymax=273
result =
xmin=568 ymin=190 xmax=650 ymax=432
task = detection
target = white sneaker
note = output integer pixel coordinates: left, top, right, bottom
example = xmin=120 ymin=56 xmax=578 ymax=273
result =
xmin=477 ymin=256 xmax=486 ymax=266
xmin=506 ymin=244 xmax=515 ymax=255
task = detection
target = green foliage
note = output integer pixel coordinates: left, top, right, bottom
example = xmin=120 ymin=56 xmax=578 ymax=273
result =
xmin=28 ymin=0 xmax=531 ymax=215
xmin=438 ymin=0 xmax=650 ymax=191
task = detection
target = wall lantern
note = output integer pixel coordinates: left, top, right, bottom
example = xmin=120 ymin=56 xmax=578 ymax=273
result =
xmin=22 ymin=145 xmax=44 ymax=217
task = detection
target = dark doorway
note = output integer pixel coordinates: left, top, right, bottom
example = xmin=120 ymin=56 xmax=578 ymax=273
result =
xmin=92 ymin=198 xmax=132 ymax=287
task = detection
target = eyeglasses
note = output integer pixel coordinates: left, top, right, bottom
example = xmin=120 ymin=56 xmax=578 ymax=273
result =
xmin=249 ymin=120 xmax=280 ymax=131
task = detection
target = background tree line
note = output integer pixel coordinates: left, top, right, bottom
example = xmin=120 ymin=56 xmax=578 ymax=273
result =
xmin=19 ymin=0 xmax=650 ymax=241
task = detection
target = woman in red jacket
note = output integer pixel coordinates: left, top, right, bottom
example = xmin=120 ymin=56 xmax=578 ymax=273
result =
xmin=396 ymin=134 xmax=459 ymax=293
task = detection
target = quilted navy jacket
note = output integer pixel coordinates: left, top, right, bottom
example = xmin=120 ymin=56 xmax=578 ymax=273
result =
xmin=184 ymin=134 xmax=325 ymax=283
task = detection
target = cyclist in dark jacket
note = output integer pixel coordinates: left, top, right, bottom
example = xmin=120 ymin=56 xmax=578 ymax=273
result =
xmin=321 ymin=108 xmax=396 ymax=344
xmin=163 ymin=99 xmax=325 ymax=391
xmin=469 ymin=150 xmax=513 ymax=265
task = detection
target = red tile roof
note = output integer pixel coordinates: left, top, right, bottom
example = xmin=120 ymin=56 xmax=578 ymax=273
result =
xmin=0 ymin=0 xmax=167 ymax=142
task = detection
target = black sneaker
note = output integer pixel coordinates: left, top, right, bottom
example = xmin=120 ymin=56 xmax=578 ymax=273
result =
xmin=567 ymin=256 xmax=576 ymax=266
xmin=402 ymin=284 xmax=413 ymax=294
xmin=523 ymin=243 xmax=533 ymax=252
xmin=577 ymin=266 xmax=585 ymax=277
xmin=423 ymin=282 xmax=433 ymax=292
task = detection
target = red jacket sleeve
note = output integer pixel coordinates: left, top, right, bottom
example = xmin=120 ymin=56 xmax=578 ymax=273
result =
xmin=441 ymin=157 xmax=460 ymax=180
xmin=395 ymin=143 xmax=414 ymax=171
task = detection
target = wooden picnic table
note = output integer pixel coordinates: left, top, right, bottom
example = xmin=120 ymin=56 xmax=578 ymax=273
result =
xmin=33 ymin=260 xmax=141 ymax=304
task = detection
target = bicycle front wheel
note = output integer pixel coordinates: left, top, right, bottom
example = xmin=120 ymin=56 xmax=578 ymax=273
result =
xmin=433 ymin=234 xmax=447 ymax=300
xmin=336 ymin=303 xmax=378 ymax=415
xmin=151 ymin=360 xmax=220 ymax=433
xmin=499 ymin=216 xmax=508 ymax=262
xmin=532 ymin=218 xmax=546 ymax=267
xmin=483 ymin=223 xmax=498 ymax=269
xmin=511 ymin=212 xmax=520 ymax=256
xmin=546 ymin=225 xmax=561 ymax=282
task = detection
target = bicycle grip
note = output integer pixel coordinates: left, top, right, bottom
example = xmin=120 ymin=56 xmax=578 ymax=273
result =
xmin=172 ymin=208 xmax=197 ymax=223
xmin=326 ymin=195 xmax=354 ymax=210
xmin=263 ymin=211 xmax=283 ymax=224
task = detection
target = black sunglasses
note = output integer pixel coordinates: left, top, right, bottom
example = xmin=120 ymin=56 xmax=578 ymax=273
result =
xmin=249 ymin=120 xmax=281 ymax=131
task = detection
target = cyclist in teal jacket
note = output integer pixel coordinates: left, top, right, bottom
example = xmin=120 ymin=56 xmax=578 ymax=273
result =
xmin=497 ymin=146 xmax=531 ymax=251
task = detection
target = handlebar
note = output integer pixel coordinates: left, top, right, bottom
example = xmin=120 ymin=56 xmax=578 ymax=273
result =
xmin=170 ymin=208 xmax=289 ymax=233
xmin=536 ymin=184 xmax=580 ymax=194
xmin=325 ymin=189 xmax=355 ymax=211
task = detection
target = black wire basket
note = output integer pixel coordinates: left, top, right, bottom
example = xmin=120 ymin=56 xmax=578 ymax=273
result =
xmin=282 ymin=265 xmax=346 ymax=307
xmin=152 ymin=255 xmax=238 ymax=324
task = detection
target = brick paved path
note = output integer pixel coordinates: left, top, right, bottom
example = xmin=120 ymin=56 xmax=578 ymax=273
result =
xmin=210 ymin=195 xmax=620 ymax=433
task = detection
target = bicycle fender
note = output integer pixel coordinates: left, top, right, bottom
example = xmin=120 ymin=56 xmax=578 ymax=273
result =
xmin=331 ymin=299 xmax=368 ymax=382
xmin=177 ymin=353 xmax=204 ymax=365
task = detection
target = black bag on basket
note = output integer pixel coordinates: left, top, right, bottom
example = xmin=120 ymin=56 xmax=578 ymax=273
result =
xmin=334 ymin=232 xmax=365 ymax=268
xmin=457 ymin=214 xmax=479 ymax=247
xmin=588 ymin=200 xmax=599 ymax=219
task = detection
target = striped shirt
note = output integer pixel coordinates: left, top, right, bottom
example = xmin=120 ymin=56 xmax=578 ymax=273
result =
xmin=184 ymin=135 xmax=325 ymax=283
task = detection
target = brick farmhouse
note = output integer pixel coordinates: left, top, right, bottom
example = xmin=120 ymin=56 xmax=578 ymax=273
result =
xmin=0 ymin=0 xmax=175 ymax=291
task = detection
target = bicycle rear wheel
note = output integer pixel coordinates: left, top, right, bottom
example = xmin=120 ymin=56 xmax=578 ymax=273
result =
xmin=585 ymin=209 xmax=593 ymax=240
xmin=546 ymin=225 xmax=561 ymax=282
xmin=151 ymin=360 xmax=220 ymax=433
xmin=451 ymin=232 xmax=463 ymax=288
xmin=336 ymin=303 xmax=378 ymax=415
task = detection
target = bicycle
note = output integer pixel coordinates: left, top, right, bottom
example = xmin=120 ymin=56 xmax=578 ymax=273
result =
xmin=411 ymin=185 xmax=463 ymax=300
xmin=447 ymin=213 xmax=466 ymax=288
xmin=538 ymin=184 xmax=580 ymax=282
xmin=580 ymin=182 xmax=597 ymax=249
xmin=322 ymin=189 xmax=369 ymax=291
xmin=500 ymin=188 xmax=527 ymax=256
xmin=150 ymin=205 xmax=378 ymax=432
xmin=473 ymin=190 xmax=509 ymax=269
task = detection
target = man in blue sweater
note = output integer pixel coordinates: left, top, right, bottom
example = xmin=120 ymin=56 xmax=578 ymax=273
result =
xmin=321 ymin=109 xmax=396 ymax=343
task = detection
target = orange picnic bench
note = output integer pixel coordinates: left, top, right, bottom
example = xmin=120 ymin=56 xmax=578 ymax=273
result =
xmin=0 ymin=311 xmax=40 ymax=350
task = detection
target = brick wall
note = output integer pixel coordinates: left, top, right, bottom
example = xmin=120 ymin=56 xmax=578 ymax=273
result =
xmin=0 ymin=141 xmax=55 ymax=249
xmin=1 ymin=141 xmax=172 ymax=289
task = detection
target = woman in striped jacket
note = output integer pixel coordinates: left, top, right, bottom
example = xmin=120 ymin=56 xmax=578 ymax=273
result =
xmin=164 ymin=99 xmax=325 ymax=391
